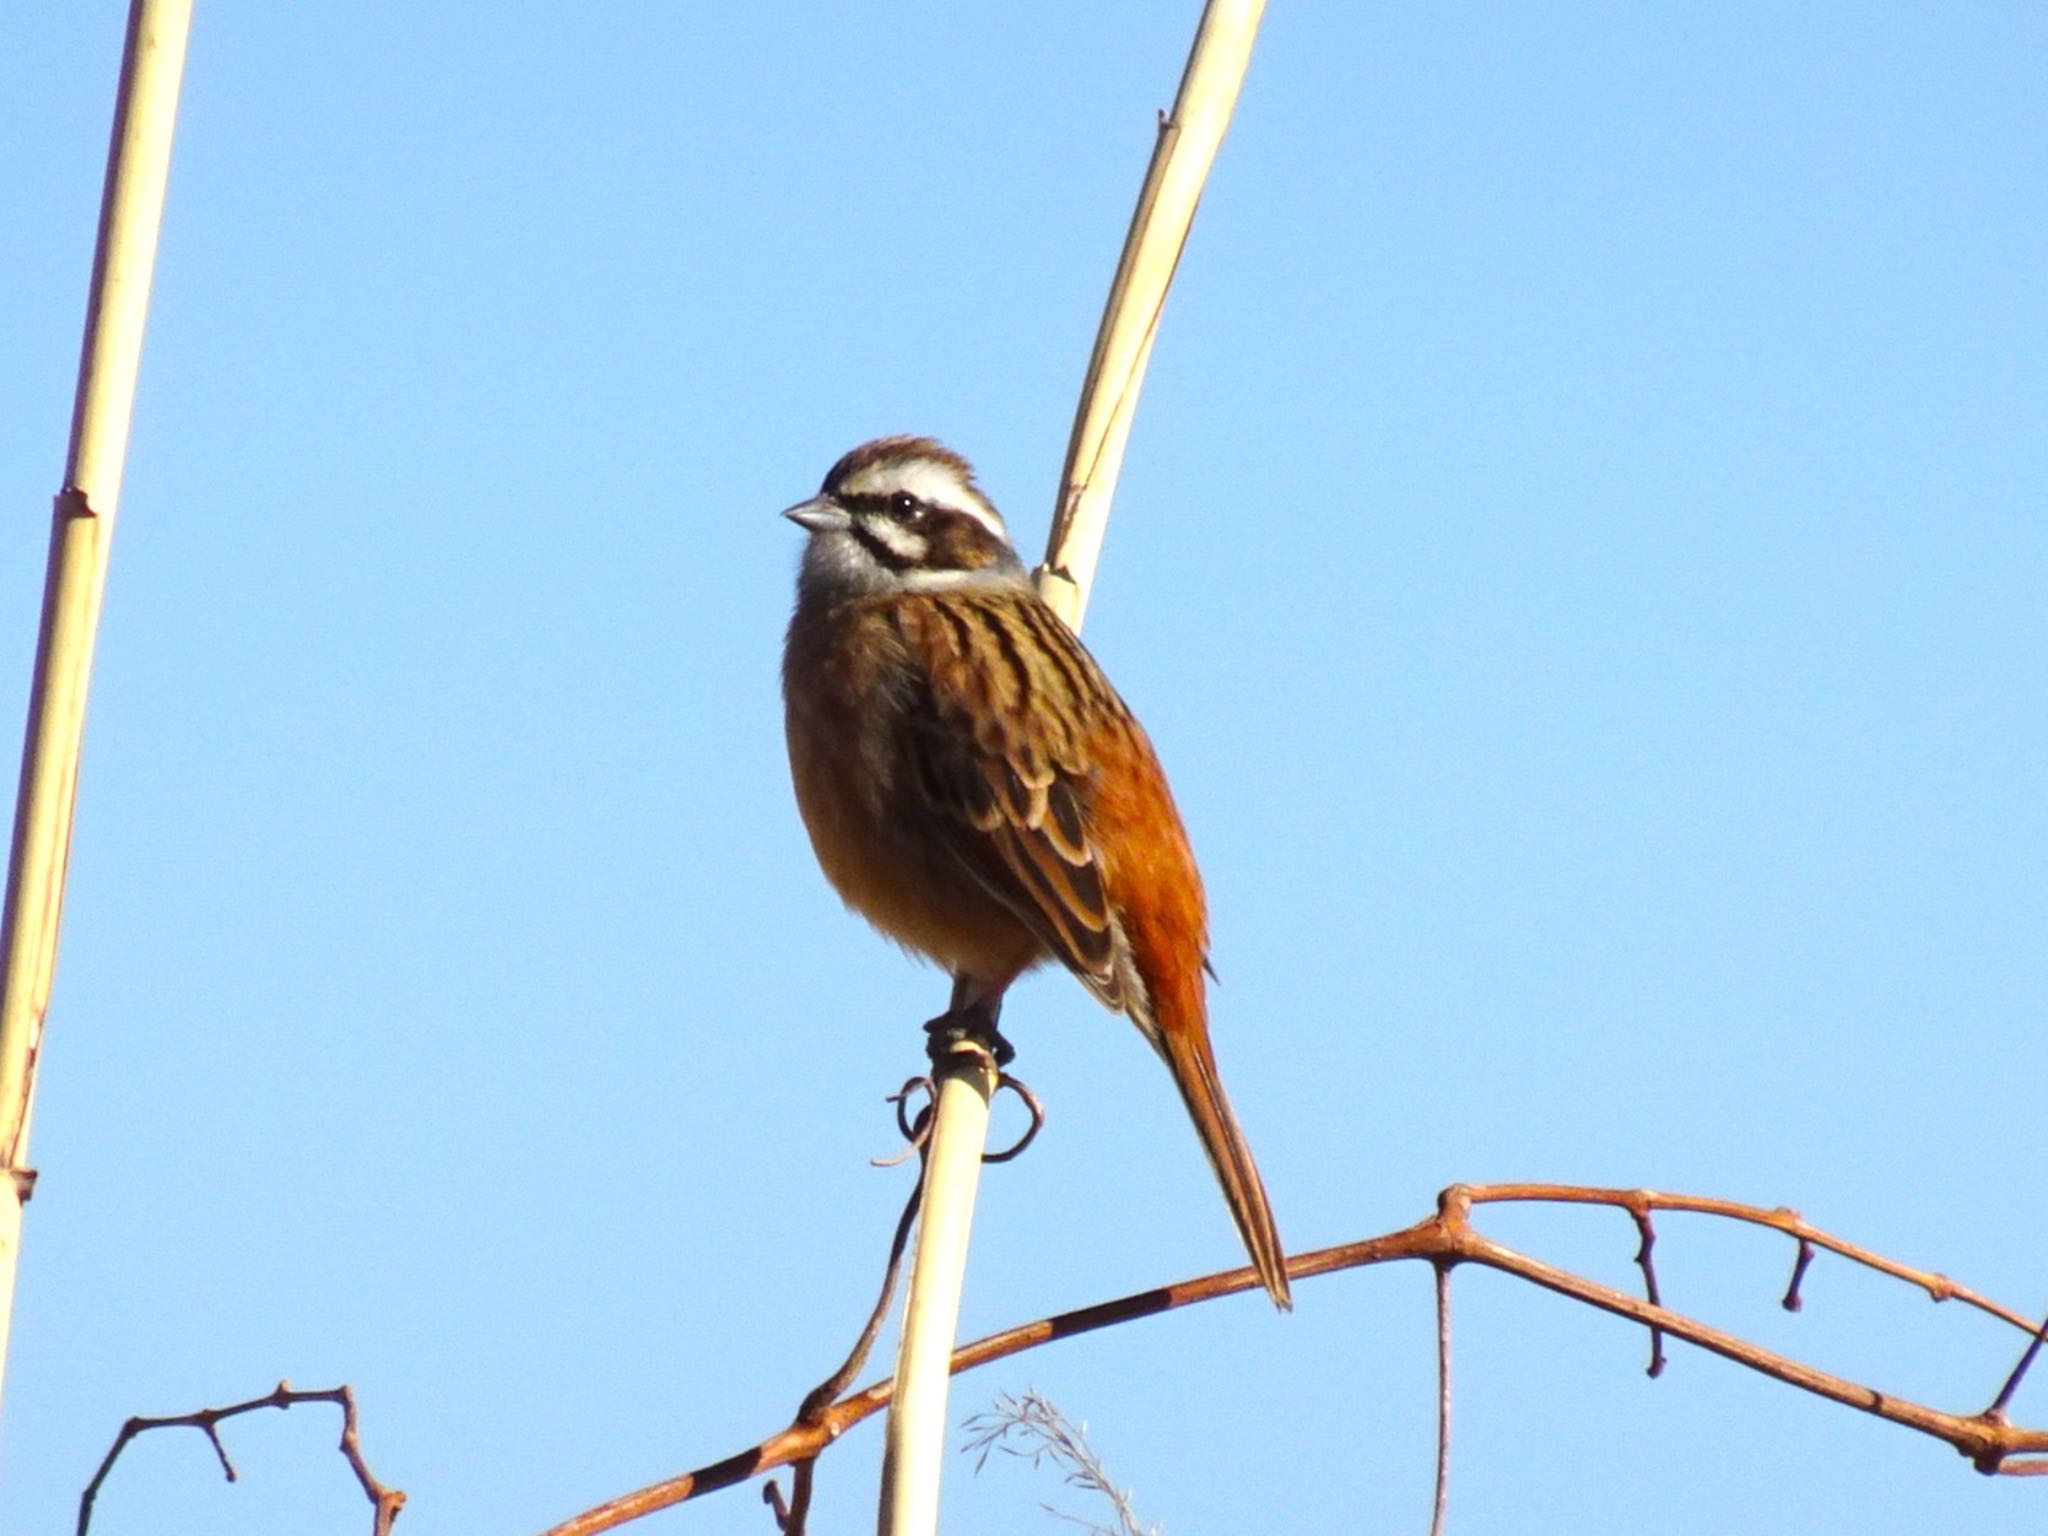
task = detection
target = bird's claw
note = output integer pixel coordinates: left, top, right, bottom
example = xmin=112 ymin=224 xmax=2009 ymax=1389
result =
xmin=922 ymin=1008 xmax=1015 ymax=1068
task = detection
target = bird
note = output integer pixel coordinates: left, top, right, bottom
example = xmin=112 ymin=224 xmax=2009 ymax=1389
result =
xmin=779 ymin=435 xmax=1291 ymax=1309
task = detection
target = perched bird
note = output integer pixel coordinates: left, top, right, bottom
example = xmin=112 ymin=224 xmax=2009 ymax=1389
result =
xmin=780 ymin=435 xmax=1290 ymax=1308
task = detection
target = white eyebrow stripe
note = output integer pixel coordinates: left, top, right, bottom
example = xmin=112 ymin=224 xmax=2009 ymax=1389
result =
xmin=945 ymin=494 xmax=1009 ymax=541
xmin=841 ymin=457 xmax=1011 ymax=543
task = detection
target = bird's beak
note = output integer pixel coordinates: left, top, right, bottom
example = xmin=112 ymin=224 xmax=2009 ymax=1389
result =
xmin=782 ymin=495 xmax=850 ymax=534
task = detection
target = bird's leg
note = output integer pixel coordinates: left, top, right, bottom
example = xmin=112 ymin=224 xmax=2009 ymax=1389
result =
xmin=924 ymin=972 xmax=1017 ymax=1067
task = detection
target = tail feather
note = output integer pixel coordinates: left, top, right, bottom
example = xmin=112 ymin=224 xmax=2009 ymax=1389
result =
xmin=1083 ymin=723 xmax=1289 ymax=1308
xmin=1157 ymin=1018 xmax=1292 ymax=1309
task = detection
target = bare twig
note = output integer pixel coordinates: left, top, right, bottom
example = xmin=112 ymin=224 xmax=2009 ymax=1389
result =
xmin=77 ymin=1380 xmax=403 ymax=1536
xmin=767 ymin=1164 xmax=925 ymax=1535
xmin=766 ymin=1066 xmax=1047 ymax=1534
xmin=1461 ymin=1184 xmax=2041 ymax=1337
xmin=768 ymin=1082 xmax=949 ymax=1535
xmin=1784 ymin=1237 xmax=1817 ymax=1312
xmin=1429 ymin=1263 xmax=1451 ymax=1536
xmin=537 ymin=1183 xmax=2048 ymax=1534
xmin=1628 ymin=1201 xmax=1666 ymax=1377
xmin=1424 ymin=1185 xmax=2048 ymax=1475
xmin=1984 ymin=1305 xmax=2048 ymax=1425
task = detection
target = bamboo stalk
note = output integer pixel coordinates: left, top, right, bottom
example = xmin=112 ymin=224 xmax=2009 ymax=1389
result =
xmin=1039 ymin=0 xmax=1267 ymax=629
xmin=0 ymin=0 xmax=194 ymax=1423
xmin=876 ymin=5 xmax=1265 ymax=1532
xmin=874 ymin=1041 xmax=998 ymax=1535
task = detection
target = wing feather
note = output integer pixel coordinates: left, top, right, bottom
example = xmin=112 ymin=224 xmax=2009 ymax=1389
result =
xmin=895 ymin=592 xmax=1125 ymax=1003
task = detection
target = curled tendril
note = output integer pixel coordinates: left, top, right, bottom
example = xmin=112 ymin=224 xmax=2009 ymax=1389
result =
xmin=873 ymin=1072 xmax=1042 ymax=1166
xmin=984 ymin=1074 xmax=1045 ymax=1163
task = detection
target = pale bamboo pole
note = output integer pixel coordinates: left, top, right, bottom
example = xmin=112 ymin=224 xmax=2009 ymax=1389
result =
xmin=0 ymin=0 xmax=195 ymax=1422
xmin=876 ymin=5 xmax=1265 ymax=1532
xmin=1039 ymin=0 xmax=1267 ymax=630
xmin=872 ymin=1040 xmax=1000 ymax=1536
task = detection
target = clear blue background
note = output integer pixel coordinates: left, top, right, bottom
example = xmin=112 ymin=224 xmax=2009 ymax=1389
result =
xmin=3 ymin=5 xmax=2043 ymax=1533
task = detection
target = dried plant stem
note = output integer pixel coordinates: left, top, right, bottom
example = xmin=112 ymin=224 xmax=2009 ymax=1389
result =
xmin=1430 ymin=1263 xmax=1451 ymax=1536
xmin=1462 ymin=1183 xmax=2038 ymax=1333
xmin=540 ymin=1182 xmax=2048 ymax=1535
xmin=877 ymin=1042 xmax=998 ymax=1536
xmin=0 ymin=0 xmax=193 ymax=1425
xmin=1038 ymin=0 xmax=1267 ymax=628
xmin=76 ymin=1380 xmax=404 ymax=1536
xmin=962 ymin=1390 xmax=1152 ymax=1536
xmin=874 ymin=6 xmax=1266 ymax=1534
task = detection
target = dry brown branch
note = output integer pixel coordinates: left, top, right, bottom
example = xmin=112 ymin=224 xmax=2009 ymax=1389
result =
xmin=1462 ymin=1183 xmax=2043 ymax=1336
xmin=536 ymin=1182 xmax=2048 ymax=1534
xmin=761 ymin=1072 xmax=1046 ymax=1535
xmin=766 ymin=1092 xmax=933 ymax=1536
xmin=1428 ymin=1260 xmax=1452 ymax=1536
xmin=77 ymin=1379 xmax=403 ymax=1536
xmin=764 ymin=1160 xmax=923 ymax=1536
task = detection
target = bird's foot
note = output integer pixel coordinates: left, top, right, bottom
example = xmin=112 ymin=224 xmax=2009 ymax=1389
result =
xmin=922 ymin=1006 xmax=1015 ymax=1068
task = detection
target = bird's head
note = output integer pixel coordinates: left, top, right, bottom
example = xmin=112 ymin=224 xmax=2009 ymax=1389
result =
xmin=784 ymin=436 xmax=1029 ymax=604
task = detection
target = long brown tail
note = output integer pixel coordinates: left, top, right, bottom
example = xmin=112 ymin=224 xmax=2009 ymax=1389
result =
xmin=1155 ymin=1012 xmax=1292 ymax=1309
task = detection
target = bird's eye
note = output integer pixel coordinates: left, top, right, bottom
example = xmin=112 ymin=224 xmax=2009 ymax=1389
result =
xmin=889 ymin=490 xmax=922 ymax=520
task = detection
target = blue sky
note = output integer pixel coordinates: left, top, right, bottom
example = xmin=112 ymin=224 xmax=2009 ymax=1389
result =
xmin=3 ymin=5 xmax=2043 ymax=1533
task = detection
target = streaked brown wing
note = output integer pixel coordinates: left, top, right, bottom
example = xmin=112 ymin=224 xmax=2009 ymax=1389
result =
xmin=895 ymin=590 xmax=1125 ymax=1005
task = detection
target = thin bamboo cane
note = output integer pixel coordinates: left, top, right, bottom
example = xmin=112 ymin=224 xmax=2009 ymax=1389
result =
xmin=876 ymin=5 xmax=1265 ymax=1532
xmin=1039 ymin=0 xmax=1267 ymax=629
xmin=873 ymin=1042 xmax=998 ymax=1536
xmin=0 ymin=0 xmax=195 ymax=1423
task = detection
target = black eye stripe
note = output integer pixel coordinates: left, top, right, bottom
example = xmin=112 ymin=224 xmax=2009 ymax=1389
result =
xmin=849 ymin=516 xmax=922 ymax=571
xmin=835 ymin=496 xmax=1017 ymax=576
xmin=839 ymin=490 xmax=925 ymax=522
